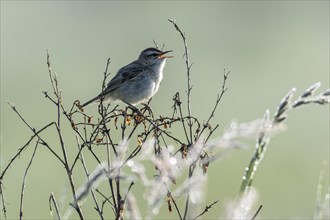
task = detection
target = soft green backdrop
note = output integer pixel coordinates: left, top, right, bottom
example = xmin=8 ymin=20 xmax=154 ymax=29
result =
xmin=1 ymin=1 xmax=329 ymax=219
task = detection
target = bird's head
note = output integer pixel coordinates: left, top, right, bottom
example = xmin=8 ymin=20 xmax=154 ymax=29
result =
xmin=138 ymin=47 xmax=173 ymax=66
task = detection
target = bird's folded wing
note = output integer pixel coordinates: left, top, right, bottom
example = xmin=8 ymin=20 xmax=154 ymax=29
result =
xmin=104 ymin=61 xmax=146 ymax=93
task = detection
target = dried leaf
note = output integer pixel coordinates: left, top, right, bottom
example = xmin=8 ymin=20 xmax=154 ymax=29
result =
xmin=126 ymin=116 xmax=131 ymax=126
xmin=181 ymin=144 xmax=188 ymax=159
xmin=96 ymin=137 xmax=103 ymax=143
xmin=88 ymin=116 xmax=93 ymax=124
xmin=137 ymin=137 xmax=143 ymax=147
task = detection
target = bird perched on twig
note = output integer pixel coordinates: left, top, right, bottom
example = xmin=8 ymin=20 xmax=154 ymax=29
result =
xmin=81 ymin=47 xmax=173 ymax=107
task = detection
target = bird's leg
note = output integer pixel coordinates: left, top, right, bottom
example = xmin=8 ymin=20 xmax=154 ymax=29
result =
xmin=123 ymin=102 xmax=159 ymax=127
xmin=123 ymin=103 xmax=145 ymax=125
xmin=122 ymin=102 xmax=183 ymax=145
xmin=140 ymin=103 xmax=153 ymax=116
xmin=124 ymin=102 xmax=140 ymax=115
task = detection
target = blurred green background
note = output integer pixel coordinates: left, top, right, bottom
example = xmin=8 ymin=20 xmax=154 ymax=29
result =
xmin=1 ymin=1 xmax=329 ymax=219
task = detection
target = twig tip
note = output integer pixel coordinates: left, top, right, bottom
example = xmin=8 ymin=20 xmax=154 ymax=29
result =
xmin=6 ymin=101 xmax=15 ymax=108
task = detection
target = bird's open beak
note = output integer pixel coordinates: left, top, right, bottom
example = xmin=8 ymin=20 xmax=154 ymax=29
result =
xmin=159 ymin=50 xmax=173 ymax=59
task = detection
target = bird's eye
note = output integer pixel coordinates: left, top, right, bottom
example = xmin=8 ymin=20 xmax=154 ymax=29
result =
xmin=151 ymin=53 xmax=158 ymax=57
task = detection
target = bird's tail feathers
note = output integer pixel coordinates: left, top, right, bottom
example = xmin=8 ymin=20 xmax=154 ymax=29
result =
xmin=81 ymin=96 xmax=100 ymax=107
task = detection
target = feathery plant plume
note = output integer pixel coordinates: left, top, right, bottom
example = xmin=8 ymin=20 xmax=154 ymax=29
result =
xmin=226 ymin=187 xmax=259 ymax=219
xmin=125 ymin=192 xmax=142 ymax=220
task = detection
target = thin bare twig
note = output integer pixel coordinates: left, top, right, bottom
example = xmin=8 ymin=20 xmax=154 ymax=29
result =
xmin=19 ymin=140 xmax=39 ymax=220
xmin=125 ymin=103 xmax=185 ymax=145
xmin=123 ymin=182 xmax=134 ymax=202
xmin=167 ymin=191 xmax=182 ymax=220
xmin=198 ymin=70 xmax=230 ymax=141
xmin=192 ymin=200 xmax=219 ymax=220
xmin=0 ymin=121 xmax=61 ymax=182
xmin=46 ymin=51 xmax=85 ymax=219
xmin=182 ymin=162 xmax=196 ymax=219
xmin=49 ymin=193 xmax=62 ymax=220
xmin=251 ymin=205 xmax=263 ymax=220
xmin=75 ymin=136 xmax=104 ymax=220
xmin=172 ymin=92 xmax=190 ymax=144
xmin=95 ymin=189 xmax=116 ymax=215
xmin=0 ymin=182 xmax=6 ymax=218
xmin=169 ymin=19 xmax=197 ymax=220
xmin=168 ymin=19 xmax=193 ymax=144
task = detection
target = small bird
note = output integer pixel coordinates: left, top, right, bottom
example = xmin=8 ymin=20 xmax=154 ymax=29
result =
xmin=81 ymin=47 xmax=173 ymax=107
